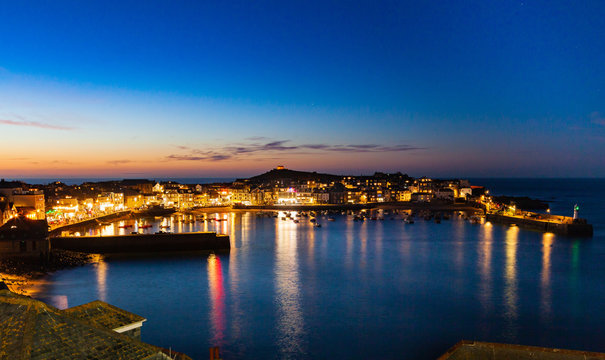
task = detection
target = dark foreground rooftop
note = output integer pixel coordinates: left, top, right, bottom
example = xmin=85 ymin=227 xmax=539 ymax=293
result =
xmin=439 ymin=340 xmax=605 ymax=360
xmin=0 ymin=283 xmax=190 ymax=359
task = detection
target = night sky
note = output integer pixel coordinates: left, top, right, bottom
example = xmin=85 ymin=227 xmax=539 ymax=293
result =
xmin=1 ymin=1 xmax=604 ymax=178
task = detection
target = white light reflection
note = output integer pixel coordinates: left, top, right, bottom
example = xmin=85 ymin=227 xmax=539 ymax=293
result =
xmin=91 ymin=254 xmax=107 ymax=302
xmin=274 ymin=213 xmax=305 ymax=357
xmin=345 ymin=216 xmax=354 ymax=269
xmin=504 ymin=225 xmax=519 ymax=339
xmin=374 ymin=219 xmax=383 ymax=271
xmin=541 ymin=232 xmax=554 ymax=322
xmin=228 ymin=213 xmax=245 ymax=342
xmin=478 ymin=222 xmax=493 ymax=314
xmin=360 ymin=221 xmax=368 ymax=268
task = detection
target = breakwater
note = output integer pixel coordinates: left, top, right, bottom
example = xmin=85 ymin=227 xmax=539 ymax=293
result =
xmin=486 ymin=213 xmax=593 ymax=237
xmin=51 ymin=232 xmax=230 ymax=254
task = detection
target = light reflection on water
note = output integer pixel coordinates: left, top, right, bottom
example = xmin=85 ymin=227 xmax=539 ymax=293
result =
xmin=274 ymin=212 xmax=305 ymax=358
xmin=93 ymin=254 xmax=107 ymax=302
xmin=504 ymin=226 xmax=519 ymax=339
xmin=39 ymin=210 xmax=604 ymax=360
xmin=541 ymin=233 xmax=554 ymax=321
xmin=207 ymin=254 xmax=225 ymax=345
xmin=478 ymin=221 xmax=493 ymax=316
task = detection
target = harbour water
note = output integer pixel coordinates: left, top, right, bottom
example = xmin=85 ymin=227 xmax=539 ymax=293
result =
xmin=35 ymin=179 xmax=605 ymax=359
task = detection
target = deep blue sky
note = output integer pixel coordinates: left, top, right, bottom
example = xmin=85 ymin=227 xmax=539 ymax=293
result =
xmin=0 ymin=1 xmax=604 ymax=177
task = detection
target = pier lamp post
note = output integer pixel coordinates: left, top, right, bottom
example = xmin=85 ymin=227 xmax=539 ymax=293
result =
xmin=573 ymin=204 xmax=579 ymax=220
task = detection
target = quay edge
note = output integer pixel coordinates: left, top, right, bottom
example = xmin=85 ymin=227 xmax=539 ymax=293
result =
xmin=485 ymin=213 xmax=593 ymax=237
xmin=50 ymin=232 xmax=230 ymax=254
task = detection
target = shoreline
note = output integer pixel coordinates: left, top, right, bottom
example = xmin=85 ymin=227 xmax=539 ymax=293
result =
xmin=0 ymin=249 xmax=94 ymax=296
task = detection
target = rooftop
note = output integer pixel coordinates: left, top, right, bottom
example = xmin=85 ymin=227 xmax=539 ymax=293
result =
xmin=62 ymin=300 xmax=146 ymax=332
xmin=439 ymin=340 xmax=605 ymax=360
xmin=0 ymin=289 xmax=172 ymax=359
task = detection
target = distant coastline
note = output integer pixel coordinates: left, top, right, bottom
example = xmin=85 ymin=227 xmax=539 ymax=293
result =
xmin=5 ymin=177 xmax=237 ymax=186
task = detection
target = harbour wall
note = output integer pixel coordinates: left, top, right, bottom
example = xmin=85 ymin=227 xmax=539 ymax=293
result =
xmin=486 ymin=214 xmax=593 ymax=237
xmin=51 ymin=232 xmax=230 ymax=254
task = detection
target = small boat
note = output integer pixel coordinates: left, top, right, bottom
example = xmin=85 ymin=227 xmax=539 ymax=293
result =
xmin=119 ymin=224 xmax=133 ymax=228
xmin=140 ymin=224 xmax=153 ymax=229
xmin=328 ymin=217 xmax=335 ymax=222
xmin=314 ymin=223 xmax=322 ymax=228
xmin=293 ymin=219 xmax=299 ymax=223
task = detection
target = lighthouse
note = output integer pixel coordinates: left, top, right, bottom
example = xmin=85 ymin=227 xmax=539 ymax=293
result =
xmin=573 ymin=204 xmax=579 ymax=220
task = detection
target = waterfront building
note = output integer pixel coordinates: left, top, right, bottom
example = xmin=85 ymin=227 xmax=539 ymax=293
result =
xmin=411 ymin=192 xmax=433 ymax=202
xmin=230 ymin=185 xmax=253 ymax=205
xmin=152 ymin=182 xmax=164 ymax=193
xmin=346 ymin=188 xmax=363 ymax=203
xmin=0 ymin=196 xmax=16 ymax=226
xmin=328 ymin=184 xmax=347 ymax=204
xmin=121 ymin=179 xmax=155 ymax=194
xmin=459 ymin=187 xmax=473 ymax=199
xmin=390 ymin=188 xmax=412 ymax=202
xmin=124 ymin=194 xmax=144 ymax=209
xmin=163 ymin=189 xmax=180 ymax=207
xmin=142 ymin=193 xmax=161 ymax=207
xmin=96 ymin=192 xmax=124 ymax=212
xmin=435 ymin=188 xmax=456 ymax=201
xmin=11 ymin=190 xmax=46 ymax=220
xmin=178 ymin=190 xmax=195 ymax=209
xmin=0 ymin=216 xmax=49 ymax=258
xmin=0 ymin=179 xmax=24 ymax=199
xmin=193 ymin=193 xmax=209 ymax=207
xmin=411 ymin=177 xmax=434 ymax=194
xmin=312 ymin=189 xmax=330 ymax=204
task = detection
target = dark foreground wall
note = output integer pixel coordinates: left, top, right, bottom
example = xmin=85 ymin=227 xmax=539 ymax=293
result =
xmin=51 ymin=232 xmax=230 ymax=253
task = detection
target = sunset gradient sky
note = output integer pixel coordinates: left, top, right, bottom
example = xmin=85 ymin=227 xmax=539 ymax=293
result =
xmin=1 ymin=1 xmax=604 ymax=179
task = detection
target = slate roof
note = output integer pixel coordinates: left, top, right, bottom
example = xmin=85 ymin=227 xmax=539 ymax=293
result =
xmin=439 ymin=340 xmax=605 ymax=360
xmin=0 ymin=290 xmax=170 ymax=360
xmin=62 ymin=300 xmax=146 ymax=331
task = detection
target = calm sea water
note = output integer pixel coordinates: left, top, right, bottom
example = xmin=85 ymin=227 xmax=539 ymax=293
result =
xmin=36 ymin=179 xmax=605 ymax=359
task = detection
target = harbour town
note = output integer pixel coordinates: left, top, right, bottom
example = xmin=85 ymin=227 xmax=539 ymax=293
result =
xmin=0 ymin=168 xmax=597 ymax=359
xmin=3 ymin=1 xmax=605 ymax=358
